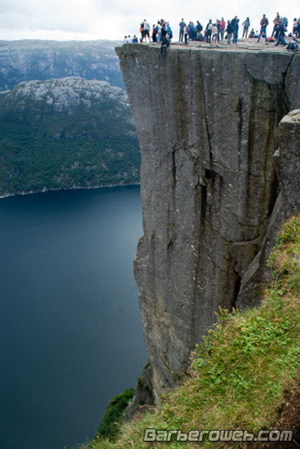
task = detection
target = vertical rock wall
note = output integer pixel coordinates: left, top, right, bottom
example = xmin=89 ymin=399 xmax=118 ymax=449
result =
xmin=116 ymin=45 xmax=300 ymax=400
xmin=275 ymin=110 xmax=300 ymax=217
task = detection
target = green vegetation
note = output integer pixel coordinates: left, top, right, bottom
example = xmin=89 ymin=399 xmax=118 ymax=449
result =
xmin=96 ymin=389 xmax=134 ymax=441
xmin=82 ymin=215 xmax=300 ymax=449
xmin=0 ymin=80 xmax=140 ymax=196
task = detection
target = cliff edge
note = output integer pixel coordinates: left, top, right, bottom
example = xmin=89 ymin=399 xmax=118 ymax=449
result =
xmin=116 ymin=43 xmax=300 ymax=400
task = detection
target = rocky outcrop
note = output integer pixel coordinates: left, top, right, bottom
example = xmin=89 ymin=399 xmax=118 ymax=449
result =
xmin=237 ymin=109 xmax=300 ymax=311
xmin=0 ymin=39 xmax=124 ymax=91
xmin=9 ymin=77 xmax=130 ymax=114
xmin=116 ymin=44 xmax=300 ymax=400
xmin=275 ymin=110 xmax=300 ymax=217
xmin=123 ymin=362 xmax=154 ymax=421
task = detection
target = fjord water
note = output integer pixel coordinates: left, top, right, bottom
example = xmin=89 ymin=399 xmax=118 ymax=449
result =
xmin=0 ymin=186 xmax=147 ymax=449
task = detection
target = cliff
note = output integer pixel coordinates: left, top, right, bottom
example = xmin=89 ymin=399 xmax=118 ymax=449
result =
xmin=0 ymin=77 xmax=140 ymax=196
xmin=116 ymin=43 xmax=300 ymax=400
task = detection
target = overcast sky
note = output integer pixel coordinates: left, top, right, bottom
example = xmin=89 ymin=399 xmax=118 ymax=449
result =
xmin=0 ymin=0 xmax=298 ymax=41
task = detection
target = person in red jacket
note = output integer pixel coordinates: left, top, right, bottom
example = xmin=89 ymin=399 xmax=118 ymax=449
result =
xmin=220 ymin=17 xmax=226 ymax=40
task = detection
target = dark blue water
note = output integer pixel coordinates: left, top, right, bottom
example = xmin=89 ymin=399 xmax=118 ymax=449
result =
xmin=0 ymin=186 xmax=147 ymax=449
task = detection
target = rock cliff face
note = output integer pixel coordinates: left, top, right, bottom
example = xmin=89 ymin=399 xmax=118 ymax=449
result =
xmin=116 ymin=44 xmax=300 ymax=400
xmin=275 ymin=110 xmax=300 ymax=217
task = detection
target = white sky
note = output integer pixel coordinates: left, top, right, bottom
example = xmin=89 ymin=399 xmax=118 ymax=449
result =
xmin=0 ymin=0 xmax=298 ymax=41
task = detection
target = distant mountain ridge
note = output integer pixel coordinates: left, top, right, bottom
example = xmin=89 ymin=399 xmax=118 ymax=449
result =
xmin=0 ymin=76 xmax=140 ymax=196
xmin=0 ymin=39 xmax=125 ymax=91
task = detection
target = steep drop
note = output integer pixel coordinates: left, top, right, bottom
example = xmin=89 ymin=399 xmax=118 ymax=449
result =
xmin=116 ymin=44 xmax=300 ymax=399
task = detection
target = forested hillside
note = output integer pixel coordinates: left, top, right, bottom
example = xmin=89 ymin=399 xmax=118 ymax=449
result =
xmin=0 ymin=77 xmax=140 ymax=196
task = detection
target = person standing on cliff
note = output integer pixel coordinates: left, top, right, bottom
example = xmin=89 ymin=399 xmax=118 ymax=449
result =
xmin=212 ymin=23 xmax=219 ymax=43
xmin=184 ymin=24 xmax=188 ymax=44
xmin=271 ymin=12 xmax=281 ymax=38
xmin=166 ymin=23 xmax=173 ymax=41
xmin=179 ymin=18 xmax=186 ymax=42
xmin=143 ymin=19 xmax=151 ymax=42
xmin=275 ymin=19 xmax=287 ymax=46
xmin=157 ymin=21 xmax=162 ymax=43
xmin=152 ymin=24 xmax=157 ymax=43
xmin=205 ymin=19 xmax=213 ymax=43
xmin=257 ymin=14 xmax=269 ymax=43
xmin=220 ymin=17 xmax=226 ymax=40
xmin=242 ymin=17 xmax=250 ymax=38
xmin=226 ymin=20 xmax=233 ymax=44
xmin=139 ymin=21 xmax=144 ymax=42
xmin=161 ymin=19 xmax=167 ymax=39
xmin=231 ymin=16 xmax=239 ymax=44
xmin=196 ymin=20 xmax=203 ymax=40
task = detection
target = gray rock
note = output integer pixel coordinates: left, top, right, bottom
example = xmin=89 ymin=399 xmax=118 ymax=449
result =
xmin=275 ymin=110 xmax=300 ymax=217
xmin=117 ymin=44 xmax=300 ymax=400
xmin=123 ymin=362 xmax=154 ymax=420
xmin=11 ymin=77 xmax=130 ymax=113
xmin=237 ymin=110 xmax=300 ymax=309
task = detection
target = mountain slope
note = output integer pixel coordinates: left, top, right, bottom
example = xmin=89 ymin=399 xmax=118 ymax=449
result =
xmin=0 ymin=77 xmax=140 ymax=196
xmin=0 ymin=39 xmax=124 ymax=91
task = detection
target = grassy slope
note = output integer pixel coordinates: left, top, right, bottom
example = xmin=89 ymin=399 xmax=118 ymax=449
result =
xmin=83 ymin=214 xmax=300 ymax=449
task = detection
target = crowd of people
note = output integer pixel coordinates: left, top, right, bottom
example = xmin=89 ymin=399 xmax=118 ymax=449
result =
xmin=124 ymin=14 xmax=300 ymax=52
